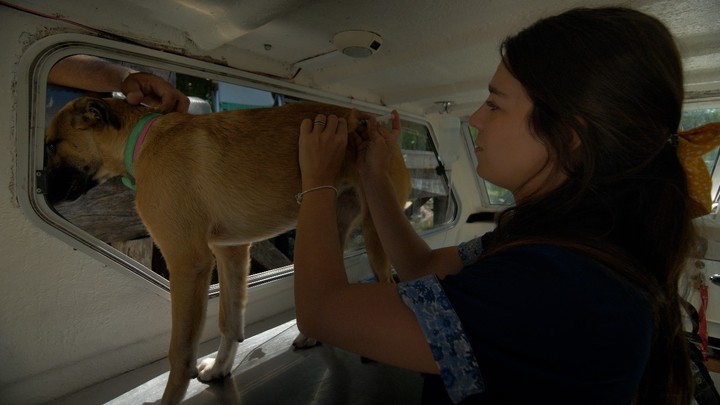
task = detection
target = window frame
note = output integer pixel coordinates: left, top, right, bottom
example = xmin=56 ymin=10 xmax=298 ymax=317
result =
xmin=680 ymin=96 xmax=720 ymax=207
xmin=16 ymin=33 xmax=458 ymax=297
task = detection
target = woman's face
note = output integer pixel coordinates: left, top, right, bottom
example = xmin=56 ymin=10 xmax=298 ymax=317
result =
xmin=469 ymin=62 xmax=565 ymax=202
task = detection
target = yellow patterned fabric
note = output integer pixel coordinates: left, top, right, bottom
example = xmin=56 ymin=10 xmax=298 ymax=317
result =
xmin=677 ymin=122 xmax=720 ymax=217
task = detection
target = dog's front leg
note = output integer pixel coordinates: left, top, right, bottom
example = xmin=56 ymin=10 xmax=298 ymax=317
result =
xmin=162 ymin=260 xmax=214 ymax=405
xmin=197 ymin=244 xmax=250 ymax=381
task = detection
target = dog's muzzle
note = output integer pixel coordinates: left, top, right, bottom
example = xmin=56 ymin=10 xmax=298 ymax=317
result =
xmin=46 ymin=166 xmax=98 ymax=204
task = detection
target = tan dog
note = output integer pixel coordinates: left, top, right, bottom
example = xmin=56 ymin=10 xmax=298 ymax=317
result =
xmin=44 ymin=97 xmax=411 ymax=404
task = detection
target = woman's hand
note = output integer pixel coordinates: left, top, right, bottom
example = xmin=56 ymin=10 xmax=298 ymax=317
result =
xmin=353 ymin=111 xmax=401 ymax=177
xmin=298 ymin=114 xmax=348 ymax=189
xmin=121 ymin=72 xmax=190 ymax=114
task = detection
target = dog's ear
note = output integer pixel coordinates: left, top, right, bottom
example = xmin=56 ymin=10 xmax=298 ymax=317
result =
xmin=71 ymin=97 xmax=122 ymax=130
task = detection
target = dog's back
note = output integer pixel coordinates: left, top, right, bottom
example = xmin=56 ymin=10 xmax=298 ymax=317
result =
xmin=134 ymin=102 xmax=364 ymax=246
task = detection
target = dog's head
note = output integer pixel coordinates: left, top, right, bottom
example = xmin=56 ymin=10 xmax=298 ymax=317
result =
xmin=45 ymin=97 xmax=123 ymax=203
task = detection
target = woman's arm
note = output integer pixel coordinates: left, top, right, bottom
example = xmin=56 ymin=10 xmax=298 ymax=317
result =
xmin=361 ymin=169 xmax=463 ymax=280
xmin=48 ymin=55 xmax=189 ymax=113
xmin=294 ymin=114 xmax=438 ymax=373
xmin=355 ymin=113 xmax=464 ymax=280
xmin=48 ymin=55 xmax=132 ymax=93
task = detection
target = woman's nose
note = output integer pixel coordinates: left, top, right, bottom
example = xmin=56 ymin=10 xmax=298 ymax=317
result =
xmin=468 ymin=105 xmax=485 ymax=130
xmin=468 ymin=106 xmax=485 ymax=143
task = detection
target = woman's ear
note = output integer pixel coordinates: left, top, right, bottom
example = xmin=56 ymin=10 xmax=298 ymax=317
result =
xmin=569 ymin=130 xmax=582 ymax=151
xmin=566 ymin=116 xmax=585 ymax=151
xmin=564 ymin=126 xmax=585 ymax=170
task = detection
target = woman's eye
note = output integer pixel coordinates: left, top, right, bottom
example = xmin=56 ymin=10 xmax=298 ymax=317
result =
xmin=485 ymin=100 xmax=499 ymax=111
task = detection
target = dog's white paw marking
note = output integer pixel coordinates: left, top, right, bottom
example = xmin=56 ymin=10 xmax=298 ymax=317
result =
xmin=198 ymin=336 xmax=238 ymax=382
xmin=197 ymin=357 xmax=232 ymax=382
xmin=292 ymin=332 xmax=319 ymax=349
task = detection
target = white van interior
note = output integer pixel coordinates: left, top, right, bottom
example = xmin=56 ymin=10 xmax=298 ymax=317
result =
xmin=1 ymin=0 xmax=718 ymax=403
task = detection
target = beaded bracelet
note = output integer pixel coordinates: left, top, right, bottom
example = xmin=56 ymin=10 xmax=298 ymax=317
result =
xmin=295 ymin=185 xmax=338 ymax=205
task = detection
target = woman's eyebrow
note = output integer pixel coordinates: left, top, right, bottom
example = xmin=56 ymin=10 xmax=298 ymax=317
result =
xmin=488 ymin=85 xmax=508 ymax=97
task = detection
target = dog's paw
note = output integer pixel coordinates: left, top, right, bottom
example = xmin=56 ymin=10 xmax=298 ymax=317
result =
xmin=292 ymin=332 xmax=319 ymax=349
xmin=197 ymin=357 xmax=232 ymax=382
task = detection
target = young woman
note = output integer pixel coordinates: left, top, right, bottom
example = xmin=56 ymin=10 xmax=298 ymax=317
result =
xmin=294 ymin=7 xmax=708 ymax=404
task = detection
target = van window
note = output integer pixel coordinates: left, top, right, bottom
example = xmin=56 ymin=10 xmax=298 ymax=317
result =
xmin=31 ymin=49 xmax=456 ymax=293
xmin=681 ymin=101 xmax=720 ymax=207
xmin=680 ymin=100 xmax=720 ymax=189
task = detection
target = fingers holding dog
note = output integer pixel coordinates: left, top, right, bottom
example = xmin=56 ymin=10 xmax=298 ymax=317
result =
xmin=299 ymin=114 xmax=348 ymax=189
xmin=355 ymin=111 xmax=401 ymax=177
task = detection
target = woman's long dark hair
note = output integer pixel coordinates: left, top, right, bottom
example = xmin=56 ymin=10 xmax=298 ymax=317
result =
xmin=486 ymin=7 xmax=693 ymax=404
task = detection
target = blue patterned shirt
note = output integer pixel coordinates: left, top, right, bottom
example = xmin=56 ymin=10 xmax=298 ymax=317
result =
xmin=398 ymin=275 xmax=484 ymax=403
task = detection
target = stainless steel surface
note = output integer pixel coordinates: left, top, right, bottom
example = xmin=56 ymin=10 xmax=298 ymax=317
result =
xmin=59 ymin=320 xmax=423 ymax=404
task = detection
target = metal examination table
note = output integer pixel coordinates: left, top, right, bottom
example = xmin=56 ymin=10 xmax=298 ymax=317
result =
xmin=56 ymin=318 xmax=423 ymax=404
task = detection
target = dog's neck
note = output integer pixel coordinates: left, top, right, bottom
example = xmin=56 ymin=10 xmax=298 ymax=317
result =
xmin=121 ymin=112 xmax=163 ymax=190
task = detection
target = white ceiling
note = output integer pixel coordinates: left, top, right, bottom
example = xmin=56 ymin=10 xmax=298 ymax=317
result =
xmin=6 ymin=0 xmax=720 ymax=117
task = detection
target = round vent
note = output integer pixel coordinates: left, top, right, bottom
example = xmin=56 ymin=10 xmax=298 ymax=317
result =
xmin=333 ymin=30 xmax=383 ymax=58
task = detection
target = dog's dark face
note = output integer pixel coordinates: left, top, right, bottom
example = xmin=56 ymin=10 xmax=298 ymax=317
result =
xmin=45 ymin=97 xmax=121 ymax=204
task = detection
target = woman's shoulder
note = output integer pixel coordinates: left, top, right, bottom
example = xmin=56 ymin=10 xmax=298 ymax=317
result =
xmin=486 ymin=243 xmax=603 ymax=267
xmin=445 ymin=243 xmax=650 ymax=314
xmin=471 ymin=243 xmax=619 ymax=281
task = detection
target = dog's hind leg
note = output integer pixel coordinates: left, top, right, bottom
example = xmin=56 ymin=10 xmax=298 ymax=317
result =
xmin=362 ymin=163 xmax=411 ymax=284
xmin=161 ymin=248 xmax=215 ymax=405
xmin=197 ymin=243 xmax=251 ymax=381
xmin=335 ymin=186 xmax=362 ymax=250
xmin=361 ymin=212 xmax=394 ymax=283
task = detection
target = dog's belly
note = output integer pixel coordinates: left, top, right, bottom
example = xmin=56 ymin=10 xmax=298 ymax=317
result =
xmin=208 ymin=216 xmax=298 ymax=246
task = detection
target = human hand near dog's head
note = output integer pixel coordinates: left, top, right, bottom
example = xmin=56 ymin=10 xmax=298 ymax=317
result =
xmin=299 ymin=114 xmax=348 ymax=190
xmin=353 ymin=111 xmax=401 ymax=178
xmin=121 ymin=72 xmax=190 ymax=114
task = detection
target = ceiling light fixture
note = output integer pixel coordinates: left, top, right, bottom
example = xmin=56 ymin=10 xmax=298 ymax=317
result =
xmin=435 ymin=101 xmax=454 ymax=114
xmin=333 ymin=30 xmax=383 ymax=58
